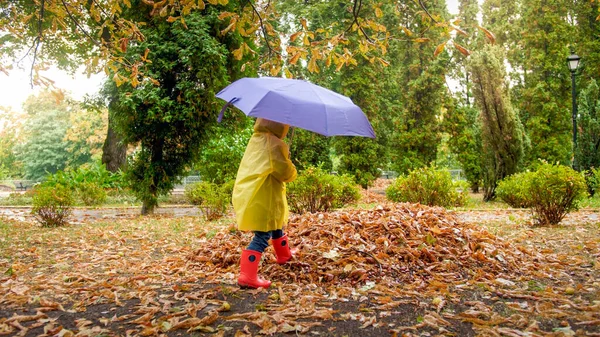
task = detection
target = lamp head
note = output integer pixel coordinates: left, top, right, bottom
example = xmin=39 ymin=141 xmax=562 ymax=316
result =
xmin=567 ymin=52 xmax=581 ymax=72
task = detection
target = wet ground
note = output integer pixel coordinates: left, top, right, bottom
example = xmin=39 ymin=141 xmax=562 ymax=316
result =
xmin=1 ymin=204 xmax=599 ymax=226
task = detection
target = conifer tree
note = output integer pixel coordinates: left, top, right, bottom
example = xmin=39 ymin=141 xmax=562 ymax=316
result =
xmin=469 ymin=44 xmax=525 ymax=200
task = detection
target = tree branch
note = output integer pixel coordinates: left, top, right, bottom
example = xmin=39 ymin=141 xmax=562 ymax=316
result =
xmin=60 ymin=0 xmax=100 ymax=46
xmin=344 ymin=0 xmax=373 ymax=43
xmin=246 ymin=0 xmax=273 ymax=56
xmin=418 ymin=0 xmax=438 ymax=23
xmin=29 ymin=0 xmax=46 ymax=88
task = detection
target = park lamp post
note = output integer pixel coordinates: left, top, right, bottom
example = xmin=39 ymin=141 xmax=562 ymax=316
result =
xmin=567 ymin=51 xmax=581 ymax=170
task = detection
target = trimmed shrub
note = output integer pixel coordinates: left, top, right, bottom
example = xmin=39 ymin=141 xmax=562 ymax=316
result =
xmin=496 ymin=172 xmax=532 ymax=208
xmin=386 ymin=166 xmax=467 ymax=207
xmin=527 ymin=163 xmax=588 ymax=226
xmin=287 ymin=167 xmax=360 ymax=213
xmin=185 ymin=181 xmax=229 ymax=221
xmin=32 ymin=184 xmax=74 ymax=227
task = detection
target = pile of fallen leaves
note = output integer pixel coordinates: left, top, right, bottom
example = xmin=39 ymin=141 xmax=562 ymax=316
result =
xmin=190 ymin=203 xmax=541 ymax=291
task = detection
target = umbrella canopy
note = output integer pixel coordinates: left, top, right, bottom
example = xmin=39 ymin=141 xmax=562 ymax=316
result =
xmin=216 ymin=77 xmax=375 ymax=138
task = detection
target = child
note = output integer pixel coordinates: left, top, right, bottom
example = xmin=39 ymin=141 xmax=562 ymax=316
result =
xmin=232 ymin=118 xmax=298 ymax=288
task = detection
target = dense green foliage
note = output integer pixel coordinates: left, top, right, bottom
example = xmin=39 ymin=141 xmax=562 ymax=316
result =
xmin=287 ymin=167 xmax=360 ymax=214
xmin=496 ymin=172 xmax=532 ymax=208
xmin=526 ymin=163 xmax=588 ymax=226
xmin=44 ymin=161 xmax=124 ymax=189
xmin=443 ymin=104 xmax=484 ymax=192
xmin=32 ymin=184 xmax=74 ymax=227
xmin=184 ymin=181 xmax=230 ymax=221
xmin=0 ymin=110 xmax=21 ymax=179
xmin=333 ymin=137 xmax=385 ymax=188
xmin=385 ymin=166 xmax=467 ymax=207
xmin=289 ymin=128 xmax=332 ymax=172
xmin=16 ymin=92 xmax=103 ymax=181
xmin=195 ymin=119 xmax=253 ymax=184
xmin=42 ymin=162 xmax=123 ymax=206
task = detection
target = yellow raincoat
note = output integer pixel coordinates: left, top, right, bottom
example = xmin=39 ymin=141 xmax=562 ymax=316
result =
xmin=232 ymin=118 xmax=297 ymax=232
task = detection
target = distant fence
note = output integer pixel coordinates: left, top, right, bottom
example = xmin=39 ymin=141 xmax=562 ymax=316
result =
xmin=379 ymin=169 xmax=465 ymax=181
xmin=173 ymin=176 xmax=202 ymax=190
xmin=0 ymin=180 xmax=37 ymax=191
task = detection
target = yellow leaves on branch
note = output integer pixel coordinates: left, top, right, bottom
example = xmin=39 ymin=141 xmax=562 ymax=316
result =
xmin=453 ymin=41 xmax=471 ymax=56
xmin=433 ymin=41 xmax=446 ymax=57
xmin=413 ymin=37 xmax=431 ymax=43
xmin=477 ymin=25 xmax=497 ymax=44
xmin=232 ymin=42 xmax=254 ymax=61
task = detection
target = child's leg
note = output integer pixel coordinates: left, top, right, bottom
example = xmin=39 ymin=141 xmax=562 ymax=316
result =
xmin=271 ymin=228 xmax=296 ymax=264
xmin=271 ymin=229 xmax=284 ymax=240
xmin=239 ymin=231 xmax=272 ymax=288
xmin=247 ymin=231 xmax=272 ymax=253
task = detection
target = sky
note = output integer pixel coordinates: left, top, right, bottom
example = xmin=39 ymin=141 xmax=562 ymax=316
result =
xmin=0 ymin=0 xmax=462 ymax=117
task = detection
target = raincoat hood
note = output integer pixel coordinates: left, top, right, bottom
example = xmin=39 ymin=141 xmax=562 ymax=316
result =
xmin=254 ymin=118 xmax=289 ymax=139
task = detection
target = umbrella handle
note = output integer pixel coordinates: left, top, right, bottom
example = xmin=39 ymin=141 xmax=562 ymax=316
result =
xmin=217 ymin=97 xmax=239 ymax=122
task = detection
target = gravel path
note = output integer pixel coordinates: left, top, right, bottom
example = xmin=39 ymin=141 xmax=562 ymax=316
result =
xmin=1 ymin=206 xmax=599 ymax=225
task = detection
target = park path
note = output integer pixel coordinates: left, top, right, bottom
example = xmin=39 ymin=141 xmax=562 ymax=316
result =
xmin=0 ymin=205 xmax=201 ymax=223
xmin=1 ymin=205 xmax=599 ymax=225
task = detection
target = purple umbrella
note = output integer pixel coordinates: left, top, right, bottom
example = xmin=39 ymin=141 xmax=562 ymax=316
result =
xmin=216 ymin=77 xmax=375 ymax=138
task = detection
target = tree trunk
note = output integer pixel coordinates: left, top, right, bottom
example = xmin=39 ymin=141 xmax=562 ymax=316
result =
xmin=101 ymin=116 xmax=127 ymax=172
xmin=141 ymin=199 xmax=155 ymax=215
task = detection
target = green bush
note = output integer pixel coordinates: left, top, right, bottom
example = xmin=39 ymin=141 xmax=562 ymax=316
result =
xmin=43 ymin=162 xmax=124 ymax=206
xmin=220 ymin=179 xmax=235 ymax=205
xmin=0 ymin=190 xmax=35 ymax=206
xmin=32 ymin=184 xmax=74 ymax=227
xmin=185 ymin=181 xmax=229 ymax=221
xmin=385 ymin=166 xmax=467 ymax=207
xmin=496 ymin=172 xmax=532 ymax=208
xmin=77 ymin=182 xmax=107 ymax=206
xmin=44 ymin=161 xmax=124 ymax=190
xmin=287 ymin=166 xmax=360 ymax=213
xmin=527 ymin=163 xmax=588 ymax=226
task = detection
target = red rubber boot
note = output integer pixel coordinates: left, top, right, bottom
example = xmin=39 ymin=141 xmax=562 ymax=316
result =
xmin=238 ymin=250 xmax=271 ymax=289
xmin=272 ymin=235 xmax=297 ymax=264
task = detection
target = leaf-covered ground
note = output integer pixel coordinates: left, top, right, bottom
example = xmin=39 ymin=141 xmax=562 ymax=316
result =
xmin=0 ymin=188 xmax=599 ymax=336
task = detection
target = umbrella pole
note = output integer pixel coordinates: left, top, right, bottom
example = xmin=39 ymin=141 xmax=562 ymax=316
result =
xmin=288 ymin=127 xmax=295 ymax=159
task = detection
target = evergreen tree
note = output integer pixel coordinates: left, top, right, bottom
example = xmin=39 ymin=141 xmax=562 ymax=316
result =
xmin=484 ymin=0 xmax=572 ymax=167
xmin=468 ymin=44 xmax=525 ymax=200
xmin=387 ymin=0 xmax=451 ymax=175
xmin=111 ymin=3 xmax=254 ymax=214
xmin=573 ymin=0 xmax=600 ymax=84
xmin=575 ymin=79 xmax=600 ymax=171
